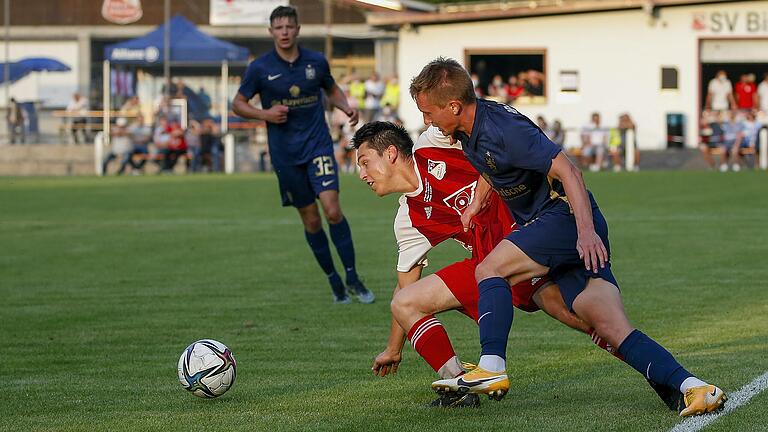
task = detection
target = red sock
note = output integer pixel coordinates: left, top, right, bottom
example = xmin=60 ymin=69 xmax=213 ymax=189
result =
xmin=407 ymin=315 xmax=456 ymax=373
xmin=589 ymin=328 xmax=625 ymax=361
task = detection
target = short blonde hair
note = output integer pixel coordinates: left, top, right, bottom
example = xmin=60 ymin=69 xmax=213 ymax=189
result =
xmin=409 ymin=57 xmax=475 ymax=108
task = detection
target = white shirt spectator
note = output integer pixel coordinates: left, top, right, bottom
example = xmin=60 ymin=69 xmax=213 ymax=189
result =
xmin=758 ymin=80 xmax=768 ymax=112
xmin=708 ymin=77 xmax=733 ymax=111
xmin=582 ymin=122 xmax=608 ymax=147
xmin=364 ymin=77 xmax=385 ymax=110
xmin=66 ymin=95 xmax=88 ymax=115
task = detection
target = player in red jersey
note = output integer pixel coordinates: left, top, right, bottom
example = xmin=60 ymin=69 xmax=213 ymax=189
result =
xmin=354 ymin=122 xmax=625 ymax=408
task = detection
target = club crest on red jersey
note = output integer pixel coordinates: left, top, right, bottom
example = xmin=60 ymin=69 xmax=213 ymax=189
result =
xmin=102 ymin=0 xmax=143 ymax=25
xmin=427 ymin=159 xmax=446 ymax=180
xmin=443 ymin=181 xmax=477 ymax=215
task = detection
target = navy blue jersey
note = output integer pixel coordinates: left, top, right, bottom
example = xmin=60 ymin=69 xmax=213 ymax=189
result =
xmin=456 ymin=99 xmax=578 ymax=225
xmin=238 ymin=47 xmax=335 ymax=167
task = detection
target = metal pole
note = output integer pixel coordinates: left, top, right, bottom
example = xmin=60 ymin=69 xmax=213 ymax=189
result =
xmin=103 ymin=60 xmax=110 ymax=145
xmin=324 ymin=0 xmax=333 ymax=60
xmin=4 ymin=0 xmax=10 ymax=141
xmin=221 ymin=60 xmax=228 ymax=134
xmin=625 ymin=128 xmax=636 ymax=172
xmin=760 ymin=128 xmax=767 ymax=171
xmin=163 ymin=0 xmax=170 ymax=99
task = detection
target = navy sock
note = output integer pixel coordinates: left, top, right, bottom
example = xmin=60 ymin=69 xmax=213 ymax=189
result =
xmin=304 ymin=229 xmax=338 ymax=278
xmin=328 ymin=218 xmax=358 ymax=283
xmin=477 ymin=277 xmax=514 ymax=359
xmin=618 ymin=329 xmax=692 ymax=390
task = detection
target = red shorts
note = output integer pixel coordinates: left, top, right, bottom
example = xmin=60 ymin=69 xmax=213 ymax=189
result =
xmin=434 ymin=258 xmax=547 ymax=321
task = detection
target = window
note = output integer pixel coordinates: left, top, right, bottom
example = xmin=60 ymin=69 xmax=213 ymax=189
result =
xmin=465 ymin=49 xmax=547 ymax=104
xmin=661 ymin=67 xmax=679 ymax=90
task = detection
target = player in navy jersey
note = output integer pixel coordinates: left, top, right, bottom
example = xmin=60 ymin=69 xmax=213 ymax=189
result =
xmin=408 ymin=58 xmax=725 ymax=416
xmin=233 ymin=6 xmax=373 ymax=304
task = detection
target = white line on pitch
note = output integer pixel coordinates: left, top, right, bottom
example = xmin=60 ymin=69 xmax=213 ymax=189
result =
xmin=669 ymin=371 xmax=768 ymax=432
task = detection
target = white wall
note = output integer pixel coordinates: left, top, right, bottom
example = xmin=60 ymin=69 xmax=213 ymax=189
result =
xmin=397 ymin=1 xmax=768 ymax=149
xmin=0 ymin=41 xmax=79 ymax=108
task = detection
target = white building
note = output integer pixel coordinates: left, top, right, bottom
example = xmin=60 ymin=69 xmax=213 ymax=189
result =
xmin=372 ymin=0 xmax=768 ymax=150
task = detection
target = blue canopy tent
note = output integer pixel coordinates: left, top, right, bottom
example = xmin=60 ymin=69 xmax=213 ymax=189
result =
xmin=101 ymin=15 xmax=250 ymax=135
xmin=1 ymin=57 xmax=71 ymax=84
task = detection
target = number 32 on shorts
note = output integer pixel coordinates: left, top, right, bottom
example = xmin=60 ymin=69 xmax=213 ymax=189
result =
xmin=313 ymin=156 xmax=335 ymax=176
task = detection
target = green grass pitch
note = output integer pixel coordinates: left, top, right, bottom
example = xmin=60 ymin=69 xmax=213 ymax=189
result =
xmin=1 ymin=171 xmax=766 ymax=431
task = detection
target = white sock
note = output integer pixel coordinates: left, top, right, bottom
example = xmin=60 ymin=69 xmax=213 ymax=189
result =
xmin=680 ymin=377 xmax=708 ymax=393
xmin=437 ymin=356 xmax=464 ymax=379
xmin=478 ymin=355 xmax=505 ymax=373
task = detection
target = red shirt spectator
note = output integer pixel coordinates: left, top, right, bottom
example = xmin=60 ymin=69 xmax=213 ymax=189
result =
xmin=735 ymin=75 xmax=756 ymax=110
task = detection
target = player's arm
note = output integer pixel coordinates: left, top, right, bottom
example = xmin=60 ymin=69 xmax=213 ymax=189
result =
xmin=232 ymin=93 xmax=288 ymax=124
xmin=372 ymin=265 xmax=423 ymax=377
xmin=548 ymin=152 xmax=608 ymax=271
xmin=461 ymin=175 xmax=493 ymax=232
xmin=325 ymin=83 xmax=359 ymax=126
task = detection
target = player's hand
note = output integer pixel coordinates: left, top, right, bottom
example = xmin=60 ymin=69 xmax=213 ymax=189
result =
xmin=461 ymin=197 xmax=487 ymax=232
xmin=345 ymin=108 xmax=359 ymax=127
xmin=372 ymin=349 xmax=401 ymax=377
xmin=576 ymin=229 xmax=608 ymax=271
xmin=263 ymin=105 xmax=289 ymax=124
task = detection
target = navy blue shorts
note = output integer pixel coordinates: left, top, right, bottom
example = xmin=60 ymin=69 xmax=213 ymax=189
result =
xmin=274 ymin=153 xmax=339 ymax=208
xmin=506 ymin=199 xmax=619 ymax=310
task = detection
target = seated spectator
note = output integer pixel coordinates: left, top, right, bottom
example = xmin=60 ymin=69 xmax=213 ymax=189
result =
xmin=186 ymin=121 xmax=202 ymax=172
xmin=524 ymin=70 xmax=545 ymax=96
xmin=580 ymin=112 xmax=608 ymax=171
xmin=536 ymin=115 xmax=553 ymax=138
xmin=364 ymin=72 xmax=385 ymax=122
xmin=719 ymin=110 xmax=740 ymax=171
xmin=373 ymin=104 xmax=402 ymax=124
xmin=125 ymin=114 xmax=152 ymax=174
xmin=730 ymin=111 xmax=761 ymax=171
xmin=6 ymin=97 xmax=25 ymax=144
xmin=698 ymin=110 xmax=728 ymax=170
xmin=550 ymin=119 xmax=565 ymax=146
xmin=471 ymin=73 xmax=484 ymax=98
xmin=66 ymin=92 xmax=88 ymax=144
xmin=608 ymin=113 xmax=640 ymax=172
xmin=102 ymin=117 xmax=134 ymax=175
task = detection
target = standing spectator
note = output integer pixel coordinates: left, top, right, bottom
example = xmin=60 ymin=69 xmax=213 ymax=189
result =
xmin=535 ymin=115 xmax=552 ymax=137
xmin=199 ymin=118 xmax=223 ymax=172
xmin=758 ymin=73 xmax=768 ymax=113
xmin=101 ymin=117 xmax=134 ymax=175
xmin=348 ymin=74 xmax=366 ymax=113
xmin=524 ymin=70 xmax=545 ymax=96
xmin=706 ymin=70 xmax=735 ymax=112
xmin=506 ymin=76 xmax=524 ymax=104
xmin=6 ymin=97 xmax=25 ymax=144
xmin=186 ymin=121 xmax=203 ymax=172
xmin=198 ymin=87 xmax=212 ymax=111
xmin=66 ymin=93 xmax=88 ymax=144
xmin=580 ymin=112 xmax=608 ymax=171
xmin=363 ymin=72 xmax=385 ymax=121
xmin=734 ymin=74 xmax=757 ymax=111
xmin=486 ymin=74 xmax=507 ymax=102
xmin=380 ymin=76 xmax=400 ymax=111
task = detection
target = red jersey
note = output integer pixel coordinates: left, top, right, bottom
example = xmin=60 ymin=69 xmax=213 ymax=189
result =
xmin=394 ymin=127 xmax=514 ymax=272
xmin=735 ymin=82 xmax=756 ymax=109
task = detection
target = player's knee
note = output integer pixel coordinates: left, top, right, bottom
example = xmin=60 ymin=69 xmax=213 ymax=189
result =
xmin=475 ymin=259 xmax=502 ymax=282
xmin=302 ymin=216 xmax=323 ymax=232
xmin=324 ymin=207 xmax=344 ymax=224
xmin=391 ymin=290 xmax=416 ymax=318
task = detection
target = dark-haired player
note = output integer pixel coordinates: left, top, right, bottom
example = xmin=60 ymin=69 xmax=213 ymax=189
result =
xmin=233 ymin=6 xmax=373 ymax=304
xmin=355 ymin=122 xmax=630 ymax=408
xmin=408 ymin=58 xmax=725 ymax=416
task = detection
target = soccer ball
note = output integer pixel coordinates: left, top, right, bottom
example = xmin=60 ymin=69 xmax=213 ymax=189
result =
xmin=177 ymin=339 xmax=237 ymax=398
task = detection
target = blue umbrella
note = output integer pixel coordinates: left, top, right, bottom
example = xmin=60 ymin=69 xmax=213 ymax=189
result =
xmin=1 ymin=57 xmax=71 ymax=84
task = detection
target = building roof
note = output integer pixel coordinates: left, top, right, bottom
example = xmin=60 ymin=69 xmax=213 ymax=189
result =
xmin=368 ymin=0 xmax=747 ymax=27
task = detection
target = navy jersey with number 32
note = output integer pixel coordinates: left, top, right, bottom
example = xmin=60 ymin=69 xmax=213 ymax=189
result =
xmin=238 ymin=47 xmax=335 ymax=167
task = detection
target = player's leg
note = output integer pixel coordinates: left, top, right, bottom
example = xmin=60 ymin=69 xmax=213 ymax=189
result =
xmin=571 ymin=277 xmax=726 ymax=416
xmin=275 ymin=164 xmax=347 ymax=302
xmin=313 ymin=154 xmax=374 ymax=303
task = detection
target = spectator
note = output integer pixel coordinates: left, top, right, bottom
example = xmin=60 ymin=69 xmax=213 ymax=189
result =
xmin=487 ymin=74 xmax=507 ymax=102
xmin=101 ymin=117 xmax=134 ymax=175
xmin=380 ymin=75 xmax=400 ymax=111
xmin=126 ymin=114 xmax=151 ymax=174
xmin=161 ymin=120 xmax=188 ymax=173
xmin=730 ymin=110 xmax=761 ymax=171
xmin=506 ymin=76 xmax=524 ymax=104
xmin=758 ymin=73 xmax=768 ymax=113
xmin=186 ymin=121 xmax=202 ymax=172
xmin=373 ymin=103 xmax=401 ymax=124
xmin=66 ymin=93 xmax=88 ymax=144
xmin=6 ymin=97 xmax=25 ymax=144
xmin=580 ymin=112 xmax=608 ymax=171
xmin=550 ymin=119 xmax=565 ymax=146
xmin=524 ymin=70 xmax=545 ymax=96
xmin=471 ymin=73 xmax=484 ymax=97
xmin=198 ymin=87 xmax=212 ymax=111
xmin=364 ymin=72 xmax=385 ymax=121
xmin=348 ymin=74 xmax=366 ymax=113
xmin=719 ymin=110 xmax=739 ymax=171
xmin=119 ymin=96 xmax=140 ymax=118
xmin=198 ymin=119 xmax=223 ymax=172
xmin=535 ymin=115 xmax=552 ymax=137
xmin=699 ymin=109 xmax=728 ymax=170
xmin=734 ymin=74 xmax=757 ymax=111
xmin=706 ymin=70 xmax=735 ymax=112
xmin=608 ymin=113 xmax=640 ymax=172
